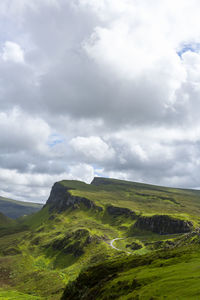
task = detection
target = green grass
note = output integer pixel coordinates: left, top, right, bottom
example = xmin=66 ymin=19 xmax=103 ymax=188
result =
xmin=60 ymin=178 xmax=200 ymax=223
xmin=0 ymin=288 xmax=43 ymax=299
xmin=1 ymin=177 xmax=200 ymax=299
xmin=0 ymin=205 xmax=122 ymax=299
xmin=61 ymin=245 xmax=200 ymax=299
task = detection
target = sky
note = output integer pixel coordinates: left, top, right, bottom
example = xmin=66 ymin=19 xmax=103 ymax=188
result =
xmin=1 ymin=0 xmax=200 ymax=203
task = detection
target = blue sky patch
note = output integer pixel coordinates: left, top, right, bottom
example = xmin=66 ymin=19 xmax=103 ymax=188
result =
xmin=48 ymin=134 xmax=64 ymax=147
xmin=177 ymin=43 xmax=200 ymax=57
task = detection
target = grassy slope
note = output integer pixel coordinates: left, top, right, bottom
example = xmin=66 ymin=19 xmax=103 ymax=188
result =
xmin=0 ymin=196 xmax=43 ymax=219
xmin=62 ymin=245 xmax=200 ymax=300
xmin=1 ymin=177 xmax=200 ymax=299
xmin=0 ymin=206 xmax=122 ymax=299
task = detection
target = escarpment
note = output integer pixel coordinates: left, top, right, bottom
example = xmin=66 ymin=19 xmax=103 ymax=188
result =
xmin=133 ymin=215 xmax=193 ymax=234
xmin=45 ymin=182 xmax=102 ymax=212
xmin=45 ymin=181 xmax=194 ymax=236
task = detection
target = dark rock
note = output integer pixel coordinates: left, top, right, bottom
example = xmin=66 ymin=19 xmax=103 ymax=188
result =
xmin=133 ymin=215 xmax=193 ymax=234
xmin=126 ymin=242 xmax=142 ymax=250
xmin=145 ymin=240 xmax=175 ymax=250
xmin=45 ymin=182 xmax=102 ymax=213
xmin=106 ymin=205 xmax=136 ymax=219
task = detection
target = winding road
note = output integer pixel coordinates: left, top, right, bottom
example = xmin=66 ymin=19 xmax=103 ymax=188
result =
xmin=110 ymin=238 xmax=131 ymax=254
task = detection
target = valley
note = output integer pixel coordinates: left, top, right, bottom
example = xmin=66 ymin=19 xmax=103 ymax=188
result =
xmin=0 ymin=196 xmax=43 ymax=219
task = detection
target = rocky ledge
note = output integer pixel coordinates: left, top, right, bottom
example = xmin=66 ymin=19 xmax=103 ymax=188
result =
xmin=133 ymin=214 xmax=193 ymax=234
xmin=106 ymin=205 xmax=136 ymax=219
xmin=45 ymin=182 xmax=102 ymax=213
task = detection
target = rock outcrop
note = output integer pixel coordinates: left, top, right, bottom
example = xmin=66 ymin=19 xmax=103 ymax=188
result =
xmin=133 ymin=215 xmax=193 ymax=234
xmin=126 ymin=242 xmax=142 ymax=250
xmin=106 ymin=205 xmax=136 ymax=219
xmin=45 ymin=182 xmax=102 ymax=213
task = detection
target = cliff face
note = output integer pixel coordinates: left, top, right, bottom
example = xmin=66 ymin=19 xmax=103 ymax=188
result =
xmin=46 ymin=182 xmax=102 ymax=213
xmin=134 ymin=215 xmax=193 ymax=234
xmin=106 ymin=205 xmax=136 ymax=219
xmin=45 ymin=181 xmax=194 ymax=235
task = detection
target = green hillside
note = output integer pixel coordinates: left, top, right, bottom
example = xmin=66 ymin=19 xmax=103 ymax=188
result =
xmin=0 ymin=196 xmax=43 ymax=219
xmin=0 ymin=177 xmax=200 ymax=299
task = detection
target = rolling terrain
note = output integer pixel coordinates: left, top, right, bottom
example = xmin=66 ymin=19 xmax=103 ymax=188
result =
xmin=0 ymin=196 xmax=43 ymax=219
xmin=0 ymin=177 xmax=200 ymax=299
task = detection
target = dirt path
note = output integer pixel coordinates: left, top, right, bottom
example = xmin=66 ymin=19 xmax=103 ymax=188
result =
xmin=110 ymin=238 xmax=131 ymax=254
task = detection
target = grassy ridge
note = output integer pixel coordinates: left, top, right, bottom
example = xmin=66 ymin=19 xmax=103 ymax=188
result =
xmin=0 ymin=177 xmax=200 ymax=299
xmin=61 ymin=178 xmax=200 ymax=223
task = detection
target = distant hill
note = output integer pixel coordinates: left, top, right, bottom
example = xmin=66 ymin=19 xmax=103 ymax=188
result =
xmin=0 ymin=196 xmax=43 ymax=219
xmin=0 ymin=211 xmax=13 ymax=226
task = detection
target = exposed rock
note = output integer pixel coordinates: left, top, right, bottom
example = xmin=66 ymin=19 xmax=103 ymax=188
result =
xmin=126 ymin=242 xmax=142 ymax=250
xmin=133 ymin=215 xmax=193 ymax=234
xmin=107 ymin=205 xmax=136 ymax=219
xmin=145 ymin=240 xmax=175 ymax=250
xmin=45 ymin=182 xmax=102 ymax=213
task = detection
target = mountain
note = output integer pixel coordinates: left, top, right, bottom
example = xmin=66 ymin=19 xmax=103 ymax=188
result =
xmin=0 ymin=196 xmax=43 ymax=219
xmin=0 ymin=177 xmax=200 ymax=299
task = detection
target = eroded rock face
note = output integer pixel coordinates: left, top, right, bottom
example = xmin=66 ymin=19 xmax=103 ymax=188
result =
xmin=134 ymin=215 xmax=193 ymax=234
xmin=45 ymin=182 xmax=102 ymax=213
xmin=107 ymin=205 xmax=136 ymax=219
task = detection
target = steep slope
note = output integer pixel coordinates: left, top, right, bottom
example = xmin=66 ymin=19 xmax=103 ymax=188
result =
xmin=0 ymin=177 xmax=200 ymax=299
xmin=0 ymin=196 xmax=43 ymax=219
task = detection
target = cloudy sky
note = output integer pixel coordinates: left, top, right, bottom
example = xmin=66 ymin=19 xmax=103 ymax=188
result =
xmin=1 ymin=0 xmax=200 ymax=203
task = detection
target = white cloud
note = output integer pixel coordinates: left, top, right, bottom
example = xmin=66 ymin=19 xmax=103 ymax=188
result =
xmin=1 ymin=0 xmax=200 ymax=202
xmin=2 ymin=41 xmax=24 ymax=63
xmin=0 ymin=164 xmax=94 ymax=202
xmin=70 ymin=136 xmax=115 ymax=162
xmin=68 ymin=163 xmax=95 ymax=183
xmin=0 ymin=108 xmax=50 ymax=153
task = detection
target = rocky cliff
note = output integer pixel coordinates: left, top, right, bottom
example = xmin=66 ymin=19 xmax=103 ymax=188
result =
xmin=106 ymin=205 xmax=136 ymax=219
xmin=45 ymin=182 xmax=102 ymax=213
xmin=134 ymin=214 xmax=193 ymax=234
